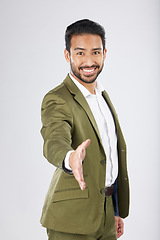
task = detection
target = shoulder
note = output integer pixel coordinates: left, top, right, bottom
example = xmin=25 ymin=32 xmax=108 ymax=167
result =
xmin=42 ymin=82 xmax=69 ymax=108
xmin=41 ymin=82 xmax=74 ymax=126
xmin=42 ymin=74 xmax=78 ymax=107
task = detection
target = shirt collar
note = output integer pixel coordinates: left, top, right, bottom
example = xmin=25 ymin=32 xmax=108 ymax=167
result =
xmin=69 ymin=73 xmax=104 ymax=98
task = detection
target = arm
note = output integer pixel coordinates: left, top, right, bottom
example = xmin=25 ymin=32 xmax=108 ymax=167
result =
xmin=41 ymin=92 xmax=74 ymax=168
xmin=41 ymin=91 xmax=90 ymax=190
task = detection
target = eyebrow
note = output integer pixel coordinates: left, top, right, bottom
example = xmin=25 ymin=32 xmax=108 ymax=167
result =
xmin=74 ymin=47 xmax=103 ymax=51
xmin=92 ymin=48 xmax=103 ymax=51
xmin=74 ymin=47 xmax=85 ymax=51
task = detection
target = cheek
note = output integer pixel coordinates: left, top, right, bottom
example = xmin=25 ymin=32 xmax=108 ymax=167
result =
xmin=99 ymin=58 xmax=105 ymax=66
xmin=94 ymin=56 xmax=103 ymax=66
xmin=70 ymin=57 xmax=79 ymax=68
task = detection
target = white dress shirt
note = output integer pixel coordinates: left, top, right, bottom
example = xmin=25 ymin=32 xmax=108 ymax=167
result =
xmin=65 ymin=73 xmax=118 ymax=187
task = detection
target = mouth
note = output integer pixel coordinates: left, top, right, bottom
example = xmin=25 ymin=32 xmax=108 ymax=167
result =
xmin=79 ymin=66 xmax=99 ymax=76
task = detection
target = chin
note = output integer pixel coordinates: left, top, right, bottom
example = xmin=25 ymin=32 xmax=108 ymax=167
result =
xmin=80 ymin=75 xmax=97 ymax=84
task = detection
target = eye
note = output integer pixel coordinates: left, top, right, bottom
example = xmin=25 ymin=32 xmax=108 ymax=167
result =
xmin=77 ymin=52 xmax=84 ymax=55
xmin=93 ymin=51 xmax=101 ymax=55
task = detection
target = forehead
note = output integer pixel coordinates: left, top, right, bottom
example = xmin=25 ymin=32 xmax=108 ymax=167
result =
xmin=70 ymin=34 xmax=103 ymax=49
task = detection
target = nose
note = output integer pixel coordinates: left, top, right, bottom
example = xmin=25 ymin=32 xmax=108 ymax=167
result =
xmin=83 ymin=54 xmax=95 ymax=66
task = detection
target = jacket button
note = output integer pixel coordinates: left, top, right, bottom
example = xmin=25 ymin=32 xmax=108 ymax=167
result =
xmin=100 ymin=189 xmax=105 ymax=195
xmin=100 ymin=160 xmax=106 ymax=165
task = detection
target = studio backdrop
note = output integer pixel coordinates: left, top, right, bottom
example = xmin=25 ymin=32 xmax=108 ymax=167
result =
xmin=0 ymin=0 xmax=159 ymax=239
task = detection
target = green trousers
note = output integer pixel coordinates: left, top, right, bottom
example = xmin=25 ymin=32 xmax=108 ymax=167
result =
xmin=47 ymin=196 xmax=117 ymax=240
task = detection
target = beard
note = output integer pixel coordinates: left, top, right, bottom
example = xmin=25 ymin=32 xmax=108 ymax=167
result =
xmin=70 ymin=62 xmax=104 ymax=84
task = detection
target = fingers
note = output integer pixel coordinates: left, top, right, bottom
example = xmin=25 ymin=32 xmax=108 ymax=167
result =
xmin=69 ymin=139 xmax=90 ymax=190
xmin=80 ymin=139 xmax=91 ymax=152
xmin=72 ymin=160 xmax=86 ymax=190
xmin=81 ymin=139 xmax=91 ymax=148
xmin=115 ymin=217 xmax=124 ymax=238
xmin=78 ymin=139 xmax=91 ymax=161
xmin=73 ymin=171 xmax=85 ymax=190
xmin=78 ymin=180 xmax=86 ymax=191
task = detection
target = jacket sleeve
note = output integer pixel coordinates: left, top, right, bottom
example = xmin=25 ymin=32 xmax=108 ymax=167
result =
xmin=41 ymin=91 xmax=74 ymax=169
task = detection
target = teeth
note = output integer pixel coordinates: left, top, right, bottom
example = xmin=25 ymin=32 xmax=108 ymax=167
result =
xmin=83 ymin=68 xmax=94 ymax=73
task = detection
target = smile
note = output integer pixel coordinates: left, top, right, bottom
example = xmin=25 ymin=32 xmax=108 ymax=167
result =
xmin=82 ymin=68 xmax=95 ymax=73
xmin=80 ymin=66 xmax=98 ymax=76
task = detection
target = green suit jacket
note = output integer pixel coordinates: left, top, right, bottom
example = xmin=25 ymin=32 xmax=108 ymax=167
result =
xmin=40 ymin=74 xmax=129 ymax=234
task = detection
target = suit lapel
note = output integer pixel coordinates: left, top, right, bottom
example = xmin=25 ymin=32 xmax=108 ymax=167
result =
xmin=63 ymin=75 xmax=102 ymax=144
xmin=102 ymin=90 xmax=120 ymax=133
xmin=74 ymin=91 xmax=102 ymax=142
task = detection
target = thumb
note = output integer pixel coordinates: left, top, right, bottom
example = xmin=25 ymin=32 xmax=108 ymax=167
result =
xmin=78 ymin=139 xmax=90 ymax=162
xmin=81 ymin=139 xmax=91 ymax=150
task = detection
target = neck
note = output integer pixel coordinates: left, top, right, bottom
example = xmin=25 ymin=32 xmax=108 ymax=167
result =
xmin=81 ymin=82 xmax=96 ymax=95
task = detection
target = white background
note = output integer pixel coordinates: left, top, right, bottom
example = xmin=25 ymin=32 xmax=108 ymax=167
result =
xmin=0 ymin=0 xmax=159 ymax=239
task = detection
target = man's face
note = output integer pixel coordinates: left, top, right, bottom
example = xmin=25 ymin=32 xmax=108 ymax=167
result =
xmin=65 ymin=34 xmax=107 ymax=84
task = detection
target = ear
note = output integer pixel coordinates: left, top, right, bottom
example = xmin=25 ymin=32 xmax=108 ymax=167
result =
xmin=64 ymin=49 xmax=70 ymax=63
xmin=103 ymin=48 xmax=107 ymax=61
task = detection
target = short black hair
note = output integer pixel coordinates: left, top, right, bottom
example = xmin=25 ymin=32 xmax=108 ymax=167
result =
xmin=65 ymin=19 xmax=106 ymax=52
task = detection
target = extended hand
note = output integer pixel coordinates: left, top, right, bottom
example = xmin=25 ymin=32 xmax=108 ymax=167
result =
xmin=115 ymin=216 xmax=124 ymax=238
xmin=69 ymin=139 xmax=91 ymax=190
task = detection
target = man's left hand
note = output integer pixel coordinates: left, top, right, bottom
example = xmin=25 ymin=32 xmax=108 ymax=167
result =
xmin=115 ymin=216 xmax=124 ymax=238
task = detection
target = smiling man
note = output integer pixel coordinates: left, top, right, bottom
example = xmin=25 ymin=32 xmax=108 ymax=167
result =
xmin=64 ymin=34 xmax=106 ymax=94
xmin=40 ymin=19 xmax=129 ymax=240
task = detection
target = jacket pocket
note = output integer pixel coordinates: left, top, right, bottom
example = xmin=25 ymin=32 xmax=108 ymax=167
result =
xmin=52 ymin=187 xmax=88 ymax=203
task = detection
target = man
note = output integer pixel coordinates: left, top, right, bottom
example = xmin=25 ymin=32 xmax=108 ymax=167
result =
xmin=40 ymin=19 xmax=129 ymax=240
